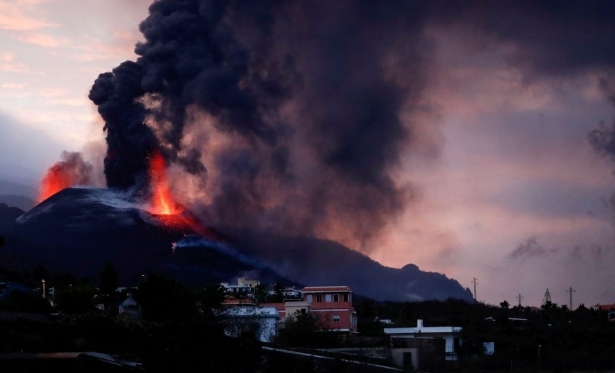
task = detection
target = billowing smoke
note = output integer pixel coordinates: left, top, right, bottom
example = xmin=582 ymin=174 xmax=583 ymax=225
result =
xmin=39 ymin=151 xmax=93 ymax=202
xmin=90 ymin=0 xmax=432 ymax=249
xmin=89 ymin=61 xmax=159 ymax=190
xmin=89 ymin=0 xmax=615 ymax=250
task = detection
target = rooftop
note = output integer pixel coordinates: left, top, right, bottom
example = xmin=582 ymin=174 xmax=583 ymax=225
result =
xmin=301 ymin=286 xmax=351 ymax=293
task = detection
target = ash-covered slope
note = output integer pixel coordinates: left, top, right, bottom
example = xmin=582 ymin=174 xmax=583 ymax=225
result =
xmin=225 ymin=229 xmax=474 ymax=302
xmin=0 ymin=188 xmax=290 ymax=286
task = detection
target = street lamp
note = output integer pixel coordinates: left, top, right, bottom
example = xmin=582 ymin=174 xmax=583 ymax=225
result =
xmin=41 ymin=279 xmax=46 ymax=299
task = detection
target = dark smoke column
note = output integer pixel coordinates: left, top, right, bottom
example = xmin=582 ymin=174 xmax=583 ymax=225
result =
xmin=88 ymin=0 xmax=434 ymax=249
xmin=89 ymin=61 xmax=159 ymax=189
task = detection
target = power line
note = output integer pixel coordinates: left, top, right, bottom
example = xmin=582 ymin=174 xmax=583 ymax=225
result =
xmin=516 ymin=294 xmax=523 ymax=307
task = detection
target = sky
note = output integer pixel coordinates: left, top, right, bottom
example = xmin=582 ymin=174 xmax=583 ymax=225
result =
xmin=1 ymin=0 xmax=615 ymax=307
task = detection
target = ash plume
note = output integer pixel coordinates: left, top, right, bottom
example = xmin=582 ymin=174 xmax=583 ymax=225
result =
xmin=89 ymin=0 xmax=432 ymax=249
xmin=89 ymin=0 xmax=615 ymax=250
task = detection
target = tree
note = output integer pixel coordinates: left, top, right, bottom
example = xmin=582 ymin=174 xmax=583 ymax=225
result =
xmin=278 ymin=310 xmax=320 ymax=347
xmin=31 ymin=264 xmax=49 ymax=285
xmin=500 ymin=300 xmax=510 ymax=309
xmin=133 ymin=274 xmax=197 ymax=322
xmin=0 ymin=290 xmax=53 ymax=314
xmin=272 ymin=282 xmax=283 ymax=302
xmin=253 ymin=283 xmax=269 ymax=304
xmin=0 ymin=235 xmax=5 ymax=248
xmin=99 ymin=261 xmax=119 ymax=295
xmin=54 ymin=283 xmax=98 ymax=315
xmin=99 ymin=261 xmax=119 ymax=316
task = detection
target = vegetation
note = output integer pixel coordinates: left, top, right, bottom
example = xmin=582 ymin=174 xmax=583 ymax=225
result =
xmin=1 ymin=263 xmax=615 ymax=371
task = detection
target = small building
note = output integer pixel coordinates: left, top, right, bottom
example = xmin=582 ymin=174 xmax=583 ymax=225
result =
xmin=221 ymin=277 xmax=259 ymax=297
xmin=223 ymin=305 xmax=280 ymax=342
xmin=301 ymin=286 xmax=357 ymax=334
xmin=282 ymin=286 xmax=302 ymax=299
xmin=593 ymin=303 xmax=615 ymax=320
xmin=261 ymin=285 xmax=358 ymax=334
xmin=118 ymin=293 xmax=140 ymax=318
xmin=237 ymin=277 xmax=260 ymax=288
xmin=384 ymin=319 xmax=461 ymax=361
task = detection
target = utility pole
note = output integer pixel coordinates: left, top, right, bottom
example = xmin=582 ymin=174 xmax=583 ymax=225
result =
xmin=542 ymin=288 xmax=551 ymax=306
xmin=472 ymin=277 xmax=478 ymax=301
xmin=516 ymin=294 xmax=523 ymax=307
xmin=566 ymin=286 xmax=576 ymax=310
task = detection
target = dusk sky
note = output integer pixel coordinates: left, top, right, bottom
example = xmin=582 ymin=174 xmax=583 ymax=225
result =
xmin=2 ymin=0 xmax=615 ymax=307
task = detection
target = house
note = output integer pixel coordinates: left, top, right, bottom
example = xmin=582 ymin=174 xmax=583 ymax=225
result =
xmin=222 ymin=305 xmax=280 ymax=342
xmin=238 ymin=277 xmax=260 ymax=288
xmin=593 ymin=303 xmax=615 ymax=320
xmin=220 ymin=277 xmax=259 ymax=297
xmin=300 ymin=286 xmax=357 ymax=334
xmin=118 ymin=293 xmax=140 ymax=318
xmin=384 ymin=319 xmax=462 ymax=361
xmin=282 ymin=286 xmax=302 ymax=299
xmin=261 ymin=285 xmax=358 ymax=334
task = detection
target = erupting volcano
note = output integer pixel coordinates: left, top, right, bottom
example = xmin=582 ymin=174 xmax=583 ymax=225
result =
xmin=39 ymin=166 xmax=73 ymax=202
xmin=147 ymin=151 xmax=183 ymax=216
xmin=38 ymin=151 xmax=93 ymax=203
xmin=145 ymin=150 xmax=217 ymax=239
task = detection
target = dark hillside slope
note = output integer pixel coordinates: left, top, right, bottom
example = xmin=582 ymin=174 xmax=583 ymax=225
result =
xmin=225 ymin=229 xmax=474 ymax=302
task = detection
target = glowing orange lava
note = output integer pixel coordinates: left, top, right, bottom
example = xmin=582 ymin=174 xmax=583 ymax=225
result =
xmin=38 ymin=165 xmax=73 ymax=202
xmin=148 ymin=151 xmax=183 ymax=216
xmin=146 ymin=151 xmax=220 ymax=241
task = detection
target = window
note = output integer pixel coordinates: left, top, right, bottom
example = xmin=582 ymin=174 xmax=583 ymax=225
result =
xmin=343 ymin=293 xmax=349 ymax=302
xmin=307 ymin=294 xmax=313 ymax=302
xmin=316 ymin=294 xmax=322 ymax=302
xmin=325 ymin=294 xmax=332 ymax=302
xmin=333 ymin=294 xmax=339 ymax=302
xmin=333 ymin=315 xmax=340 ymax=322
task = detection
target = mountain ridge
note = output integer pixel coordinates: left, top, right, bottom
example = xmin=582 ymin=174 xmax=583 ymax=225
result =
xmin=0 ymin=188 xmax=473 ymax=302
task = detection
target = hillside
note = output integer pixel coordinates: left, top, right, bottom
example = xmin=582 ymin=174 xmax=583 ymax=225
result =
xmin=0 ymin=188 xmax=473 ymax=302
xmin=224 ymin=229 xmax=474 ymax=302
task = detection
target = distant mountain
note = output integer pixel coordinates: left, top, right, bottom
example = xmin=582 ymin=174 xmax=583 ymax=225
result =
xmin=0 ymin=188 xmax=293 ymax=287
xmin=0 ymin=195 xmax=35 ymax=211
xmin=0 ymin=179 xmax=36 ymax=198
xmin=0 ymin=203 xmax=24 ymax=233
xmin=224 ymin=229 xmax=474 ymax=302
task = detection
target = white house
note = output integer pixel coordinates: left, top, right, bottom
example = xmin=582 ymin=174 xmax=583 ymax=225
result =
xmin=384 ymin=319 xmax=462 ymax=360
xmin=223 ymin=306 xmax=280 ymax=342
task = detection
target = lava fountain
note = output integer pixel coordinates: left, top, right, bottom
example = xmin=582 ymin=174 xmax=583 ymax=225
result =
xmin=39 ymin=165 xmax=72 ymax=202
xmin=148 ymin=151 xmax=184 ymax=216
xmin=38 ymin=152 xmax=93 ymax=203
xmin=146 ymin=151 xmax=218 ymax=240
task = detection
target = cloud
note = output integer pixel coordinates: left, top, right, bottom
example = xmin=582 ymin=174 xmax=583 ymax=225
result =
xmin=17 ymin=32 xmax=70 ymax=47
xmin=0 ymin=1 xmax=58 ymax=30
xmin=1 ymin=82 xmax=26 ymax=89
xmin=510 ymin=236 xmax=556 ymax=259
